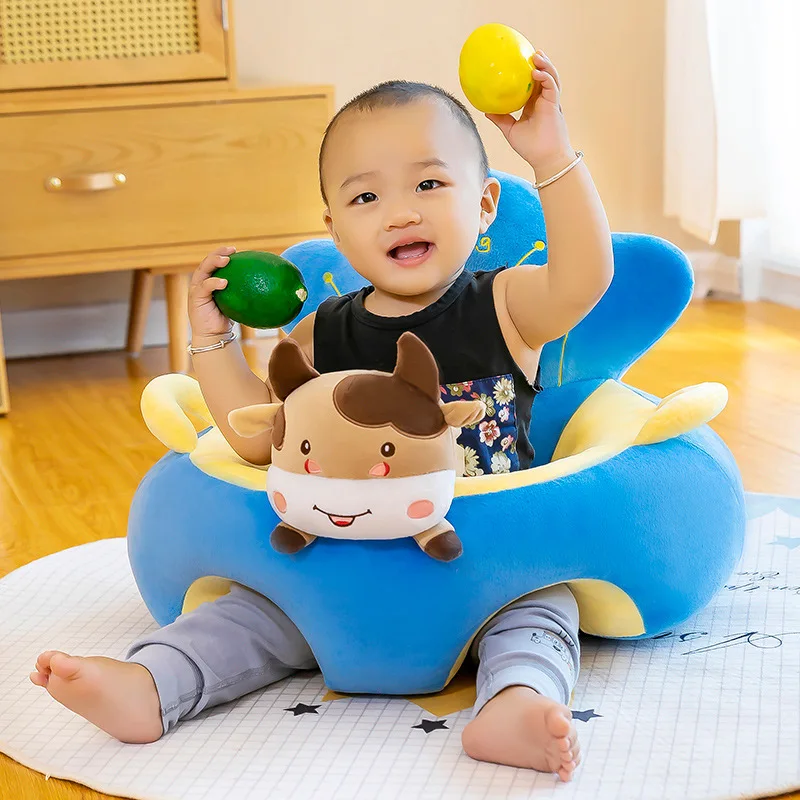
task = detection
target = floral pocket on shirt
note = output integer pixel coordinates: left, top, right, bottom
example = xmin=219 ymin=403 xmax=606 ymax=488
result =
xmin=439 ymin=374 xmax=519 ymax=476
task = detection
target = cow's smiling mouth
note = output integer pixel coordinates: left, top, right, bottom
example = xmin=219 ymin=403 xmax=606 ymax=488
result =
xmin=312 ymin=505 xmax=373 ymax=528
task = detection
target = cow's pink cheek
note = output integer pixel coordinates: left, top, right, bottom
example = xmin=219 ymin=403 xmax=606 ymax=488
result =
xmin=304 ymin=459 xmax=321 ymax=474
xmin=369 ymin=462 xmax=390 ymax=477
xmin=273 ymin=492 xmax=287 ymax=513
xmin=407 ymin=500 xmax=435 ymax=519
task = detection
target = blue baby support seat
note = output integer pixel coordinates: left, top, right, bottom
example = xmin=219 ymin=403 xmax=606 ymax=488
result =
xmin=128 ymin=170 xmax=746 ymax=696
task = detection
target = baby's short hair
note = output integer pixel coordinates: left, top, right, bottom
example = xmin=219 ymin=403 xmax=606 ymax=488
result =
xmin=318 ymin=80 xmax=489 ymax=204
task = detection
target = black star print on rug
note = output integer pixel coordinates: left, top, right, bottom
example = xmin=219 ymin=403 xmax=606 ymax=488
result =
xmin=284 ymin=703 xmax=321 ymax=716
xmin=413 ymin=719 xmax=449 ymax=733
xmin=572 ymin=709 xmax=602 ymax=722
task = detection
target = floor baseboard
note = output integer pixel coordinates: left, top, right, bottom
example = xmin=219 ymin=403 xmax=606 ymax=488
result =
xmin=761 ymin=262 xmax=800 ymax=309
xmin=1 ymin=300 xmax=274 ymax=360
xmin=685 ymin=252 xmax=742 ymax=300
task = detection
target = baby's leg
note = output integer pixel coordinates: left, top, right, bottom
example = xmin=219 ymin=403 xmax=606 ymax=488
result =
xmin=31 ymin=585 xmax=316 ymax=743
xmin=461 ymin=585 xmax=582 ymax=781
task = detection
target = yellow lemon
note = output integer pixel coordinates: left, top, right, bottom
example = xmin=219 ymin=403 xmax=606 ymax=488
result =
xmin=459 ymin=23 xmax=536 ymax=115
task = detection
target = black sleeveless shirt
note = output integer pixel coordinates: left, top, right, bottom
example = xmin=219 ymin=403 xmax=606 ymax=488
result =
xmin=313 ymin=268 xmax=540 ymax=473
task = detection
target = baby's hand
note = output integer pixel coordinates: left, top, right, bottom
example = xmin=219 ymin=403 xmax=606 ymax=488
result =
xmin=188 ymin=246 xmax=236 ymax=342
xmin=486 ymin=51 xmax=574 ymax=177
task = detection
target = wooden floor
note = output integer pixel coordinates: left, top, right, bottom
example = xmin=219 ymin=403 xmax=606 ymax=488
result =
xmin=0 ymin=299 xmax=799 ymax=800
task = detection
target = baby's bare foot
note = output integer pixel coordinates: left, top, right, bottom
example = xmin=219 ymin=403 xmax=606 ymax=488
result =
xmin=30 ymin=651 xmax=162 ymax=744
xmin=462 ymin=686 xmax=581 ymax=782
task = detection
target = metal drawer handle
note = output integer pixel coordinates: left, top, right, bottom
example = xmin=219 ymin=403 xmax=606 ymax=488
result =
xmin=45 ymin=172 xmax=127 ymax=192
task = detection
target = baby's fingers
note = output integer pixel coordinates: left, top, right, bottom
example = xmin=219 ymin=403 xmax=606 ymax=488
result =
xmin=531 ymin=67 xmax=559 ymax=105
xmin=485 ymin=112 xmax=517 ymax=139
xmin=533 ymin=51 xmax=561 ymax=91
xmin=192 ymin=246 xmax=236 ymax=284
xmin=200 ymin=277 xmax=228 ymax=296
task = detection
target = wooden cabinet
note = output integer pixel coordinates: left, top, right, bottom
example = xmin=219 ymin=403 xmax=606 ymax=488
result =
xmin=0 ymin=84 xmax=333 ymax=412
xmin=0 ymin=0 xmax=232 ymax=92
xmin=0 ymin=91 xmax=329 ymax=259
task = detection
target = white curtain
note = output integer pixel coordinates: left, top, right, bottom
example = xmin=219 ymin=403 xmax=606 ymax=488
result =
xmin=664 ymin=0 xmax=800 ymax=282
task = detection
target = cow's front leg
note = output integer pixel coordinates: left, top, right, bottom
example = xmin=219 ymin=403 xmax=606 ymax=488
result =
xmin=413 ymin=520 xmax=463 ymax=562
xmin=271 ymin=523 xmax=317 ymax=555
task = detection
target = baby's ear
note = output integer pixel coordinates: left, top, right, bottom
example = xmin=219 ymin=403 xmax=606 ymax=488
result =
xmin=228 ymin=403 xmax=283 ymax=438
xmin=441 ymin=398 xmax=486 ymax=429
xmin=323 ymin=207 xmax=340 ymax=244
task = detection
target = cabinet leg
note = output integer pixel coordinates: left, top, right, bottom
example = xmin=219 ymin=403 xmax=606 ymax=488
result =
xmin=0 ymin=310 xmax=9 ymax=414
xmin=126 ymin=269 xmax=155 ymax=357
xmin=164 ymin=272 xmax=190 ymax=374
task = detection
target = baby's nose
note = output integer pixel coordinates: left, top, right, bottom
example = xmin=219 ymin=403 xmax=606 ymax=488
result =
xmin=384 ymin=205 xmax=422 ymax=230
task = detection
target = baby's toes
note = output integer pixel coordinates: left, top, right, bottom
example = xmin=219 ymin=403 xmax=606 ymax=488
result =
xmin=558 ymin=762 xmax=577 ymax=783
xmin=544 ymin=737 xmax=569 ymax=772
xmin=48 ymin=652 xmax=82 ymax=681
xmin=29 ymin=670 xmax=48 ymax=687
xmin=35 ymin=650 xmax=59 ymax=674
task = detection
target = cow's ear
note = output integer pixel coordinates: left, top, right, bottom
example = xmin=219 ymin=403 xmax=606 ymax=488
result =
xmin=269 ymin=338 xmax=319 ymax=401
xmin=228 ymin=403 xmax=283 ymax=438
xmin=393 ymin=332 xmax=440 ymax=401
xmin=442 ymin=398 xmax=486 ymax=429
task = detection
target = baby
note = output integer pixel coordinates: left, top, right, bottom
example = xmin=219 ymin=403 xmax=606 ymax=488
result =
xmin=31 ymin=50 xmax=612 ymax=782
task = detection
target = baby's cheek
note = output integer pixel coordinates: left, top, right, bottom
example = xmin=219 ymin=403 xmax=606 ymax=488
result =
xmin=272 ymin=492 xmax=287 ymax=514
xmin=407 ymin=499 xmax=434 ymax=519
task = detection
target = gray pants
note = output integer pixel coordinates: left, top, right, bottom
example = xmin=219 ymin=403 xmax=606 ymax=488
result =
xmin=127 ymin=584 xmax=580 ymax=735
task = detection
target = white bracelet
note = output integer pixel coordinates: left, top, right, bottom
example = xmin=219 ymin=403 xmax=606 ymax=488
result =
xmin=533 ymin=150 xmax=584 ymax=191
xmin=187 ymin=329 xmax=237 ymax=355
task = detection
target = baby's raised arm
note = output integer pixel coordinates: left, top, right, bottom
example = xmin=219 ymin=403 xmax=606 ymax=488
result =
xmin=188 ymin=246 xmax=315 ymax=465
xmin=487 ymin=51 xmax=614 ymax=349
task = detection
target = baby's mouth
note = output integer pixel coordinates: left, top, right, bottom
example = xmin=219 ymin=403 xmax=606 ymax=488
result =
xmin=312 ymin=505 xmax=372 ymax=528
xmin=388 ymin=241 xmax=433 ymax=263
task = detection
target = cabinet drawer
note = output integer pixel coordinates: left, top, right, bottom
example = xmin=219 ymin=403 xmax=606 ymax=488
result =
xmin=0 ymin=94 xmax=328 ymax=259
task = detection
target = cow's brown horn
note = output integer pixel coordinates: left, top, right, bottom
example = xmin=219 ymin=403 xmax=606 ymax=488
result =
xmin=392 ymin=332 xmax=441 ymax=402
xmin=268 ymin=338 xmax=320 ymax=401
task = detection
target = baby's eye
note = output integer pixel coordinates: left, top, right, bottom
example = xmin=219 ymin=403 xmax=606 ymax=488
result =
xmin=352 ymin=192 xmax=378 ymax=205
xmin=417 ymin=179 xmax=442 ymax=192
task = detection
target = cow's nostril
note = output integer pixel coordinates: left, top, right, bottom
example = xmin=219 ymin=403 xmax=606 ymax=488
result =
xmin=407 ymin=499 xmax=434 ymax=519
xmin=273 ymin=491 xmax=287 ymax=513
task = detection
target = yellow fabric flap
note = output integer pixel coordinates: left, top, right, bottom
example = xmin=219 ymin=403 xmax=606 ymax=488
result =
xmin=633 ymin=382 xmax=728 ymax=445
xmin=140 ymin=374 xmax=213 ymax=454
xmin=189 ymin=428 xmax=269 ymax=492
xmin=553 ymin=379 xmax=728 ymax=461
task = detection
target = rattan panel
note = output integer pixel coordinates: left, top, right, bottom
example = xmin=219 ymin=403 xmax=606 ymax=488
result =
xmin=0 ymin=0 xmax=200 ymax=65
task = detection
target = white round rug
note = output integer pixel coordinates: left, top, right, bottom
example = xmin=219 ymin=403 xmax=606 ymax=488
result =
xmin=1 ymin=494 xmax=799 ymax=800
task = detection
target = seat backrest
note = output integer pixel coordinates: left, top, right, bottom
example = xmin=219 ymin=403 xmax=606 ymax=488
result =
xmin=281 ymin=170 xmax=694 ymax=388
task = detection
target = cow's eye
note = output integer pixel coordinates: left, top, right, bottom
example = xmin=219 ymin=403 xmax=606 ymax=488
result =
xmin=300 ymin=440 xmax=311 ymax=455
xmin=381 ymin=442 xmax=395 ymax=457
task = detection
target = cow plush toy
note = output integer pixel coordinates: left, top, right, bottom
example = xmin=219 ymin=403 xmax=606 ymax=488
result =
xmin=227 ymin=332 xmax=485 ymax=562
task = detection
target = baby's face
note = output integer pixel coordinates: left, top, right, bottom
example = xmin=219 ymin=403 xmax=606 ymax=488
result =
xmin=321 ymin=99 xmax=499 ymax=298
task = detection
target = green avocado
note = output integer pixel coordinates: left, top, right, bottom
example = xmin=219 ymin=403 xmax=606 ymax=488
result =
xmin=213 ymin=251 xmax=308 ymax=329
